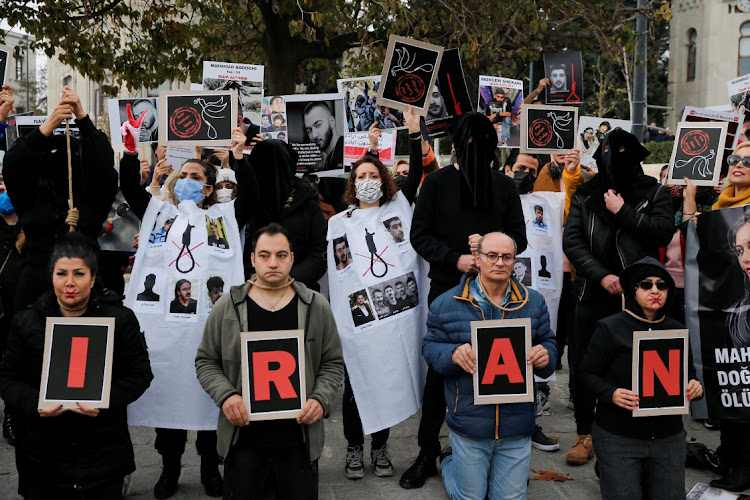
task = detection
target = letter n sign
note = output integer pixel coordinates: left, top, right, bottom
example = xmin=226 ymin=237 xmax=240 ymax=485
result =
xmin=39 ymin=317 xmax=115 ymax=409
xmin=471 ymin=319 xmax=533 ymax=405
xmin=241 ymin=330 xmax=306 ymax=421
xmin=632 ymin=330 xmax=689 ymax=417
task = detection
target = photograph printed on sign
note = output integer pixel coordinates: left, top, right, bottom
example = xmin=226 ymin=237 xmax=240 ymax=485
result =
xmin=424 ymin=48 xmax=473 ymax=139
xmin=520 ymin=104 xmax=578 ymax=155
xmin=132 ymin=268 xmax=165 ymax=314
xmin=681 ymin=106 xmax=744 ymax=151
xmin=168 ymin=278 xmax=201 ymax=320
xmin=543 ymin=51 xmax=583 ymax=104
xmin=205 ymin=216 xmax=230 ymax=250
xmin=727 ymin=73 xmax=750 ymax=117
xmin=284 ymin=95 xmax=345 ymax=174
xmin=343 ymin=129 xmax=396 ymax=166
xmin=366 ymin=271 xmax=419 ymax=321
xmin=148 ymin=212 xmax=177 ymax=249
xmin=378 ymin=35 xmax=444 ymax=116
xmin=203 ymin=272 xmax=230 ymax=315
xmin=381 ymin=214 xmax=409 ymax=250
xmin=332 ymin=234 xmax=353 ymax=273
xmin=337 ymin=76 xmax=405 ymax=132
xmin=535 ymin=250 xmax=554 ymax=289
xmin=7 ymin=115 xmax=79 ymax=150
xmin=512 ymin=256 xmax=533 ymax=287
xmin=632 ymin=330 xmax=689 ymax=417
xmin=39 ymin=317 xmax=115 ymax=409
xmin=241 ymin=330 xmax=306 ymax=421
xmin=529 ymin=201 xmax=549 ymax=236
xmin=202 ymin=61 xmax=264 ymax=126
xmin=667 ymin=122 xmax=728 ymax=187
xmin=349 ymin=289 xmax=376 ymax=328
xmin=107 ymin=98 xmax=159 ymax=145
xmin=0 ymin=46 xmax=8 ymax=86
xmin=577 ymin=116 xmax=632 ymax=171
xmin=471 ymin=318 xmax=533 ymax=405
xmin=477 ymin=76 xmax=524 ymax=148
xmin=159 ymin=90 xmax=237 ymax=146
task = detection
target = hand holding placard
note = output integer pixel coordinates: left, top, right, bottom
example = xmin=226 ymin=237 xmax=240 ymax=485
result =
xmin=296 ymin=398 xmax=323 ymax=425
xmin=612 ymin=388 xmax=639 ymax=411
xmin=222 ymin=394 xmax=249 ymax=426
xmin=452 ymin=343 xmax=476 ymax=374
xmin=526 ymin=344 xmax=549 ymax=369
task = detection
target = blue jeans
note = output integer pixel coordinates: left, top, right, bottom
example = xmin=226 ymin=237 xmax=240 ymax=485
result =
xmin=442 ymin=431 xmax=531 ymax=500
xmin=501 ymin=117 xmax=511 ymax=145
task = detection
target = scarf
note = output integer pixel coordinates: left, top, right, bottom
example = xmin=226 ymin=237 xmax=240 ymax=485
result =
xmin=712 ymin=185 xmax=750 ymax=210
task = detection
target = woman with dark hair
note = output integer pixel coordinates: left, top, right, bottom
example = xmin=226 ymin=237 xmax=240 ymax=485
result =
xmin=579 ymin=257 xmax=702 ymax=499
xmin=0 ymin=232 xmax=152 ymax=499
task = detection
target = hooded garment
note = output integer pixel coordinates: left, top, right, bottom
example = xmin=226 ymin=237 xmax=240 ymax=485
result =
xmin=619 ymin=257 xmax=676 ymax=320
xmin=250 ymin=139 xmax=298 ymax=227
xmin=451 ymin=112 xmax=498 ymax=209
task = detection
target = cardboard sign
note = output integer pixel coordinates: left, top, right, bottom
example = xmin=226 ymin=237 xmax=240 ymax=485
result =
xmin=477 ymin=76 xmax=524 ymax=148
xmin=39 ymin=317 xmax=115 ymax=409
xmin=0 ymin=45 xmax=9 ymax=86
xmin=164 ymin=146 xmax=194 ymax=169
xmin=424 ymin=48 xmax=473 ymax=139
xmin=240 ymin=330 xmax=306 ymax=421
xmin=378 ymin=35 xmax=444 ymax=117
xmin=337 ymin=76 xmax=406 ymax=132
xmin=107 ymin=98 xmax=159 ymax=145
xmin=544 ymin=52 xmax=583 ymax=104
xmin=343 ymin=129 xmax=396 ymax=166
xmin=520 ymin=104 xmax=578 ymax=154
xmin=471 ymin=319 xmax=533 ymax=405
xmin=632 ymin=330 xmax=689 ymax=417
xmin=682 ymin=106 xmax=744 ymax=150
xmin=202 ymin=61 xmax=264 ymax=127
xmin=158 ymin=90 xmax=238 ymax=146
xmin=667 ymin=122 xmax=728 ymax=186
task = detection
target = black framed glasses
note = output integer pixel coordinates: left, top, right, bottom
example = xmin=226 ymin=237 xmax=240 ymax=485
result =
xmin=636 ymin=279 xmax=669 ymax=291
xmin=478 ymin=252 xmax=514 ymax=265
xmin=727 ymin=155 xmax=750 ymax=169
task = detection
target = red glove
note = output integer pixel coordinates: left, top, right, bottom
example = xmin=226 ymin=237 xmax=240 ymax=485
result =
xmin=121 ymin=103 xmax=147 ymax=154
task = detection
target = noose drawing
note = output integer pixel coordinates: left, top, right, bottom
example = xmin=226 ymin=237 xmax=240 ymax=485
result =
xmin=390 ymin=47 xmax=435 ymax=76
xmin=365 ymin=228 xmax=388 ymax=278
xmin=547 ymin=111 xmax=573 ymax=149
xmin=175 ymin=223 xmax=196 ymax=273
xmin=193 ymin=97 xmax=229 ymax=140
xmin=675 ymin=149 xmax=716 ymax=179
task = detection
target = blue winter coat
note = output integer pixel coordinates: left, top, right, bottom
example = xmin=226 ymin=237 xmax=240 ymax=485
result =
xmin=422 ymin=273 xmax=557 ymax=440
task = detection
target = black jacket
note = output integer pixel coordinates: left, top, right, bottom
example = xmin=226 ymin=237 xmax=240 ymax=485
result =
xmin=563 ymin=181 xmax=674 ymax=301
xmin=0 ymin=290 xmax=153 ymax=490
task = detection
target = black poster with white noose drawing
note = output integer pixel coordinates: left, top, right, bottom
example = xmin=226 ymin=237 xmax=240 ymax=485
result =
xmin=159 ymin=90 xmax=238 ymax=146
xmin=667 ymin=122 xmax=728 ymax=187
xmin=520 ymin=104 xmax=578 ymax=154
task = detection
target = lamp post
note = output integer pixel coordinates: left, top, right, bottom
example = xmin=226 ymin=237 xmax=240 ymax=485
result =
xmin=16 ymin=35 xmax=30 ymax=113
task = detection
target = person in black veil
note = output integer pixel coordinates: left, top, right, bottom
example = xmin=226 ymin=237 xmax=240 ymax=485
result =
xmin=563 ymin=128 xmax=675 ymax=466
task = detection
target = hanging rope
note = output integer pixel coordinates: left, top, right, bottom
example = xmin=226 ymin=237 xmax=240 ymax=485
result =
xmin=65 ymin=120 xmax=79 ymax=232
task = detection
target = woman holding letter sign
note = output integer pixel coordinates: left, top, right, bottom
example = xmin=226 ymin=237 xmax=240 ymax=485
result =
xmin=0 ymin=233 xmax=153 ymax=499
xmin=578 ymin=257 xmax=702 ymax=500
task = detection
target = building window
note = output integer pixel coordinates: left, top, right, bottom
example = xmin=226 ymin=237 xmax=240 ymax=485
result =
xmin=687 ymin=29 xmax=697 ymax=82
xmin=741 ymin=22 xmax=750 ymax=76
xmin=63 ymin=75 xmax=73 ymax=88
xmin=15 ymin=56 xmax=23 ymax=80
xmin=147 ymin=80 xmax=171 ymax=97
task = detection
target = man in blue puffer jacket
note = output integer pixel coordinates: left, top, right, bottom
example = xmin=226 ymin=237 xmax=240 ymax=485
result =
xmin=423 ymin=232 xmax=556 ymax=500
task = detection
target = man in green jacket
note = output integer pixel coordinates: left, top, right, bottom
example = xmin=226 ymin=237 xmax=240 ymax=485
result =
xmin=196 ymin=223 xmax=344 ymax=497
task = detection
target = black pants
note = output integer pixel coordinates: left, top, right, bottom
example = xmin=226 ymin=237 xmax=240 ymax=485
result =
xmin=342 ymin=369 xmax=389 ymax=449
xmin=223 ymin=443 xmax=318 ymax=500
xmin=719 ymin=420 xmax=750 ymax=468
xmin=558 ymin=273 xmax=578 ymax=399
xmin=29 ymin=477 xmax=124 ymax=500
xmin=154 ymin=428 xmax=218 ymax=463
xmin=573 ymin=294 xmax=622 ymax=435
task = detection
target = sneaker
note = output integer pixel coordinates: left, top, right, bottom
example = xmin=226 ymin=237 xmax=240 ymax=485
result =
xmin=536 ymin=391 xmax=550 ymax=416
xmin=345 ymin=446 xmax=365 ymax=479
xmin=531 ymin=425 xmax=560 ymax=452
xmin=2 ymin=414 xmax=15 ymax=447
xmin=566 ymin=434 xmax=594 ymax=465
xmin=704 ymin=418 xmax=721 ymax=430
xmin=371 ymin=444 xmax=394 ymax=477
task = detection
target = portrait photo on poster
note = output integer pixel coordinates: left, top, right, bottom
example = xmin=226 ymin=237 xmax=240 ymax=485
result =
xmin=206 ymin=215 xmax=230 ymax=250
xmin=632 ymin=330 xmax=689 ymax=417
xmin=366 ymin=271 xmax=419 ymax=321
xmin=39 ymin=317 xmax=115 ymax=409
xmin=148 ymin=213 xmax=177 ymax=248
xmin=168 ymin=278 xmax=201 ymax=317
xmin=477 ymin=76 xmax=524 ymax=148
xmin=284 ymin=94 xmax=345 ymax=174
xmin=348 ymin=289 xmax=376 ymax=328
xmin=107 ymin=98 xmax=159 ymax=145
xmin=378 ymin=35 xmax=444 ymax=116
xmin=512 ymin=257 xmax=533 ymax=287
xmin=337 ymin=76 xmax=406 ymax=133
xmin=520 ymin=104 xmax=578 ymax=155
xmin=203 ymin=273 xmax=230 ymax=314
xmin=471 ymin=318 xmax=533 ymax=405
xmin=0 ymin=46 xmax=10 ymax=86
xmin=543 ymin=51 xmax=583 ymax=104
xmin=529 ymin=202 xmax=549 ymax=236
xmin=159 ymin=90 xmax=238 ymax=146
xmin=681 ymin=106 xmax=744 ymax=150
xmin=535 ymin=250 xmax=554 ymax=289
xmin=381 ymin=214 xmax=409 ymax=246
xmin=667 ymin=122 xmax=728 ymax=186
xmin=332 ymin=234 xmax=354 ymax=272
xmin=424 ymin=48 xmax=473 ymax=139
xmin=202 ymin=61 xmax=264 ymax=125
xmin=241 ymin=330 xmax=306 ymax=421
xmin=727 ymin=73 xmax=750 ymax=117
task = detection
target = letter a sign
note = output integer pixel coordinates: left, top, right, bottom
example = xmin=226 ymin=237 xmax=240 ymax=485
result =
xmin=471 ymin=319 xmax=533 ymax=405
xmin=632 ymin=330 xmax=689 ymax=417
xmin=241 ymin=330 xmax=306 ymax=421
xmin=39 ymin=317 xmax=115 ymax=409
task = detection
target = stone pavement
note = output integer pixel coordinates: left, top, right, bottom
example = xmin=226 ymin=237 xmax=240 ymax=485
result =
xmin=0 ymin=367 xmax=741 ymax=499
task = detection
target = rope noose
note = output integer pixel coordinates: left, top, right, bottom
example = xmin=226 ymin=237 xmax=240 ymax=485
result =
xmin=65 ymin=120 xmax=79 ymax=232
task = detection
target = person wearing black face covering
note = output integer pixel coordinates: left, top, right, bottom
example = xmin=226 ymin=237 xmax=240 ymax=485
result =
xmin=240 ymin=140 xmax=327 ymax=290
xmin=402 ymin=112 xmax=527 ymax=489
xmin=563 ymin=128 xmax=675 ymax=466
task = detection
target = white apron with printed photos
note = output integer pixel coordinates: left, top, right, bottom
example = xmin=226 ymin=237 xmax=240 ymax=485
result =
xmin=327 ymin=190 xmax=429 ymax=434
xmin=126 ymin=198 xmax=244 ymax=430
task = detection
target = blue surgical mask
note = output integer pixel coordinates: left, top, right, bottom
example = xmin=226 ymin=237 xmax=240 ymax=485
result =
xmin=0 ymin=192 xmax=15 ymax=215
xmin=174 ymin=178 xmax=207 ymax=204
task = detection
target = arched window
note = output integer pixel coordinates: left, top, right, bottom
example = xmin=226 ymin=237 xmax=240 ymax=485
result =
xmin=63 ymin=75 xmax=72 ymax=88
xmin=687 ymin=28 xmax=697 ymax=82
xmin=740 ymin=22 xmax=750 ymax=76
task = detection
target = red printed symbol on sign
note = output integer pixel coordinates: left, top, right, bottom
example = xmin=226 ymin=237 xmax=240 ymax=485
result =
xmin=481 ymin=338 xmax=525 ymax=385
xmin=252 ymin=351 xmax=298 ymax=401
xmin=67 ymin=337 xmax=89 ymax=388
xmin=395 ymin=74 xmax=426 ymax=104
xmin=642 ymin=349 xmax=681 ymax=397
xmin=679 ymin=129 xmax=709 ymax=156
xmin=529 ymin=119 xmax=553 ymax=147
xmin=169 ymin=106 xmax=202 ymax=139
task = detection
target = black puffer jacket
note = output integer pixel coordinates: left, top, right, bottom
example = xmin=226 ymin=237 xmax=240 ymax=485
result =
xmin=0 ymin=290 xmax=153 ymax=490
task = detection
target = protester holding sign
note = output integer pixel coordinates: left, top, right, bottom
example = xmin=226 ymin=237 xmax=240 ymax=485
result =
xmin=422 ymin=232 xmax=556 ymax=500
xmin=578 ymin=257 xmax=702 ymax=499
xmin=0 ymin=233 xmax=153 ymax=499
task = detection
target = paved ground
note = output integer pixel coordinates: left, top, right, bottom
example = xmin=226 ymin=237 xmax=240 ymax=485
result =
xmin=0 ymin=367 xmax=741 ymax=499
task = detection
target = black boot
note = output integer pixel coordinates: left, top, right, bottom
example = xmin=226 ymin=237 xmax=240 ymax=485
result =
xmin=399 ymin=453 xmax=437 ymax=489
xmin=200 ymin=457 xmax=223 ymax=497
xmin=3 ymin=413 xmax=15 ymax=446
xmin=710 ymin=465 xmax=750 ymax=492
xmin=153 ymin=457 xmax=181 ymax=499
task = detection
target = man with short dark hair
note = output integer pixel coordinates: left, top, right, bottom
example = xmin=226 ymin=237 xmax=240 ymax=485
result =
xmin=548 ymin=64 xmax=568 ymax=93
xmin=384 ymin=217 xmax=405 ymax=243
xmin=504 ymin=150 xmax=541 ymax=194
xmin=427 ymin=85 xmax=447 ymax=118
xmin=533 ymin=205 xmax=547 ymax=230
xmin=206 ymin=276 xmax=225 ymax=305
xmin=485 ymin=89 xmax=512 ymax=146
xmin=170 ymin=279 xmax=197 ymax=314
xmin=303 ymin=102 xmax=344 ymax=172
xmin=351 ymin=292 xmax=375 ymax=326
xmin=371 ymin=288 xmax=391 ymax=318
xmin=334 ymin=237 xmax=352 ymax=270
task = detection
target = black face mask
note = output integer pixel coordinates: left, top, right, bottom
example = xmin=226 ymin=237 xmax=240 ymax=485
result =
xmin=394 ymin=175 xmax=408 ymax=191
xmin=513 ymin=171 xmax=535 ymax=194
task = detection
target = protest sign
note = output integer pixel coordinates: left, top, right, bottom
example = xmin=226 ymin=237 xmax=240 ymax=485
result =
xmin=471 ymin=318 xmax=533 ymax=405
xmin=164 ymin=145 xmax=194 ymax=169
xmin=337 ymin=76 xmax=405 ymax=132
xmin=107 ymin=98 xmax=159 ymax=145
xmin=682 ymin=106 xmax=744 ymax=150
xmin=632 ymin=330 xmax=689 ymax=417
xmin=727 ymin=73 xmax=750 ymax=117
xmin=240 ymin=330 xmax=306 ymax=421
xmin=424 ymin=48 xmax=472 ymax=139
xmin=39 ymin=317 xmax=115 ymax=409
xmin=6 ymin=115 xmax=78 ymax=150
xmin=577 ymin=116 xmax=632 ymax=171
xmin=667 ymin=122 xmax=727 ymax=186
xmin=544 ymin=52 xmax=583 ymax=104
xmin=0 ymin=45 xmax=9 ymax=86
xmin=378 ymin=35 xmax=444 ymax=116
xmin=158 ymin=90 xmax=237 ymax=147
xmin=477 ymin=76 xmax=523 ymax=148
xmin=520 ymin=104 xmax=578 ymax=154
xmin=343 ymin=129 xmax=396 ymax=166
xmin=202 ymin=61 xmax=264 ymax=126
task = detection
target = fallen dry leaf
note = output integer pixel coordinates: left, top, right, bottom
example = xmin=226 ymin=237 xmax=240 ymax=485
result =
xmin=531 ymin=468 xmax=574 ymax=482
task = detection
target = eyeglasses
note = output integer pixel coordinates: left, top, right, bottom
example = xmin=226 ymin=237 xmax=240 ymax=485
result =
xmin=727 ymin=155 xmax=750 ymax=169
xmin=478 ymin=252 xmax=514 ymax=265
xmin=636 ymin=279 xmax=669 ymax=291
